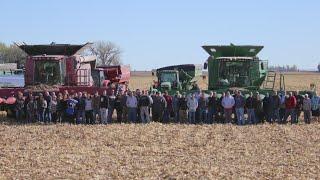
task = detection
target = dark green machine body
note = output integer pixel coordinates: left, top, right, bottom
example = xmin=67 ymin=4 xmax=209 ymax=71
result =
xmin=203 ymin=45 xmax=268 ymax=94
xmin=151 ymin=64 xmax=202 ymax=94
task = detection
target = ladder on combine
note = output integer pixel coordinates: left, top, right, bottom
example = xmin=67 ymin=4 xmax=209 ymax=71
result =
xmin=263 ymin=71 xmax=276 ymax=90
xmin=263 ymin=71 xmax=286 ymax=91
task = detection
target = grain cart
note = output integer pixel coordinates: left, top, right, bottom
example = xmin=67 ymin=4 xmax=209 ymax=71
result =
xmin=151 ymin=64 xmax=202 ymax=94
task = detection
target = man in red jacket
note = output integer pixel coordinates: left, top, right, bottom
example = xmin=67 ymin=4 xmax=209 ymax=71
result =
xmin=284 ymin=92 xmax=297 ymax=124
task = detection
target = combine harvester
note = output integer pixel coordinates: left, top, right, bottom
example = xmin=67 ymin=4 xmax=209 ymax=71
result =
xmin=202 ymin=44 xmax=280 ymax=96
xmin=0 ymin=42 xmax=130 ymax=115
xmin=150 ymin=64 xmax=203 ymax=95
xmin=153 ymin=44 xmax=312 ymax=97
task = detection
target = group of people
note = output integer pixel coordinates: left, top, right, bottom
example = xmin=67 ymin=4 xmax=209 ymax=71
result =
xmin=14 ymin=88 xmax=320 ymax=125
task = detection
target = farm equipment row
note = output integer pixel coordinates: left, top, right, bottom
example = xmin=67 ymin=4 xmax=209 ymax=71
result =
xmin=0 ymin=43 xmax=130 ymax=109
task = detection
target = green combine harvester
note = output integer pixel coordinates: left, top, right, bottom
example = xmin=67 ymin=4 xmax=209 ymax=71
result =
xmin=151 ymin=64 xmax=203 ymax=95
xmin=202 ymin=44 xmax=283 ymax=96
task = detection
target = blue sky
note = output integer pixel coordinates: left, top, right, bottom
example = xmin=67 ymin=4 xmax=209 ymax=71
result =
xmin=1 ymin=0 xmax=319 ymax=70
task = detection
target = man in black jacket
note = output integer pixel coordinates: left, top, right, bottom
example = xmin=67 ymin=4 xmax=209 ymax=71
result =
xmin=139 ymin=90 xmax=152 ymax=123
xmin=100 ymin=90 xmax=109 ymax=124
xmin=207 ymin=91 xmax=218 ymax=124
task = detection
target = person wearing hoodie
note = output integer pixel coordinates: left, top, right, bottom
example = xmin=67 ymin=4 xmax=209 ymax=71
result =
xmin=187 ymin=93 xmax=198 ymax=124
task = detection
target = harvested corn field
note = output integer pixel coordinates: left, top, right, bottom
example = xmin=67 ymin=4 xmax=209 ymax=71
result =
xmin=0 ymin=123 xmax=319 ymax=179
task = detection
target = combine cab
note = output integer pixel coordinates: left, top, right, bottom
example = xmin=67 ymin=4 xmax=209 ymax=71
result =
xmin=151 ymin=64 xmax=202 ymax=94
xmin=203 ymin=44 xmax=269 ymax=94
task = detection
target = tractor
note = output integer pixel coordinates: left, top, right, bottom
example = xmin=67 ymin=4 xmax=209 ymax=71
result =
xmin=151 ymin=64 xmax=202 ymax=95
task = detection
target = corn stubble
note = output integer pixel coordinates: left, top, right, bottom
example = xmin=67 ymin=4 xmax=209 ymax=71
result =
xmin=0 ymin=123 xmax=319 ymax=179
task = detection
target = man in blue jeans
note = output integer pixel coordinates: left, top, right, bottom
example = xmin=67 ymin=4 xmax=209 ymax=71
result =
xmin=234 ymin=90 xmax=245 ymax=125
xmin=126 ymin=91 xmax=138 ymax=123
xmin=187 ymin=93 xmax=198 ymax=124
xmin=246 ymin=92 xmax=257 ymax=124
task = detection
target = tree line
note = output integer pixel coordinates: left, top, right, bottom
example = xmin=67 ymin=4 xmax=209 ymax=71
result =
xmin=0 ymin=41 xmax=122 ymax=68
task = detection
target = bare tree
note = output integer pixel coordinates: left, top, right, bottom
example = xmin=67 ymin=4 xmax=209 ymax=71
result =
xmin=318 ymin=63 xmax=320 ymax=72
xmin=88 ymin=41 xmax=122 ymax=66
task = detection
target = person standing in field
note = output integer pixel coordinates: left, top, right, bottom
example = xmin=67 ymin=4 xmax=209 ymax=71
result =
xmin=38 ymin=93 xmax=47 ymax=123
xmin=114 ymin=92 xmax=123 ymax=123
xmin=311 ymin=92 xmax=320 ymax=122
xmin=75 ymin=92 xmax=86 ymax=124
xmin=44 ymin=91 xmax=52 ymax=123
xmin=222 ymin=91 xmax=235 ymax=124
xmin=246 ymin=92 xmax=257 ymax=124
xmin=100 ymin=90 xmax=109 ymax=124
xmin=217 ymin=92 xmax=225 ymax=123
xmin=303 ymin=94 xmax=312 ymax=124
xmin=139 ymin=90 xmax=152 ymax=123
xmin=26 ymin=95 xmax=37 ymax=123
xmin=107 ymin=90 xmax=116 ymax=123
xmin=262 ymin=93 xmax=272 ymax=123
xmin=187 ymin=93 xmax=198 ymax=124
xmin=234 ymin=90 xmax=245 ymax=125
xmin=65 ymin=94 xmax=78 ymax=123
xmin=207 ymin=91 xmax=218 ymax=124
xmin=279 ymin=91 xmax=287 ymax=123
xmin=126 ymin=91 xmax=138 ymax=123
xmin=51 ymin=95 xmax=58 ymax=123
xmin=84 ymin=94 xmax=94 ymax=124
xmin=270 ymin=91 xmax=281 ymax=123
xmin=92 ymin=91 xmax=100 ymax=123
xmin=198 ymin=91 xmax=207 ymax=124
xmin=293 ymin=91 xmax=303 ymax=123
xmin=121 ymin=91 xmax=128 ymax=123
xmin=178 ymin=92 xmax=188 ymax=123
xmin=15 ymin=92 xmax=25 ymax=121
xmin=172 ymin=91 xmax=181 ymax=123
xmin=163 ymin=91 xmax=173 ymax=123
xmin=284 ymin=92 xmax=297 ymax=124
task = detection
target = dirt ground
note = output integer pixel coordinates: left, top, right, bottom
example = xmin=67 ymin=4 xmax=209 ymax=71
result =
xmin=0 ymin=72 xmax=319 ymax=179
xmin=0 ymin=123 xmax=319 ymax=179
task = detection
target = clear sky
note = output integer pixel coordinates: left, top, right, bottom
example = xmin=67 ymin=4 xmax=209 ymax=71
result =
xmin=1 ymin=0 xmax=319 ymax=70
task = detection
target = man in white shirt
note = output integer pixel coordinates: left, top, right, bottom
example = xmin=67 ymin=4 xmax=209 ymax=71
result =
xmin=222 ymin=91 xmax=235 ymax=123
xmin=126 ymin=91 xmax=138 ymax=123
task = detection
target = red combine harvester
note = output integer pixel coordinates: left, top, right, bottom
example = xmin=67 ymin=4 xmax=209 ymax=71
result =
xmin=0 ymin=43 xmax=130 ymax=111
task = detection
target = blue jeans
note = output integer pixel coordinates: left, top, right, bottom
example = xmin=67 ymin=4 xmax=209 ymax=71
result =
xmin=247 ymin=108 xmax=256 ymax=124
xmin=235 ymin=108 xmax=245 ymax=125
xmin=93 ymin=109 xmax=100 ymax=123
xmin=199 ymin=108 xmax=207 ymax=123
xmin=128 ymin=107 xmax=137 ymax=123
xmin=108 ymin=107 xmax=115 ymax=123
xmin=207 ymin=107 xmax=216 ymax=124
xmin=271 ymin=108 xmax=280 ymax=122
xmin=15 ymin=109 xmax=24 ymax=121
xmin=174 ymin=110 xmax=179 ymax=123
xmin=284 ymin=109 xmax=296 ymax=124
xmin=76 ymin=110 xmax=85 ymax=124
xmin=162 ymin=109 xmax=170 ymax=123
xmin=38 ymin=109 xmax=45 ymax=122
xmin=44 ymin=109 xmax=52 ymax=123
xmin=188 ymin=111 xmax=196 ymax=124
